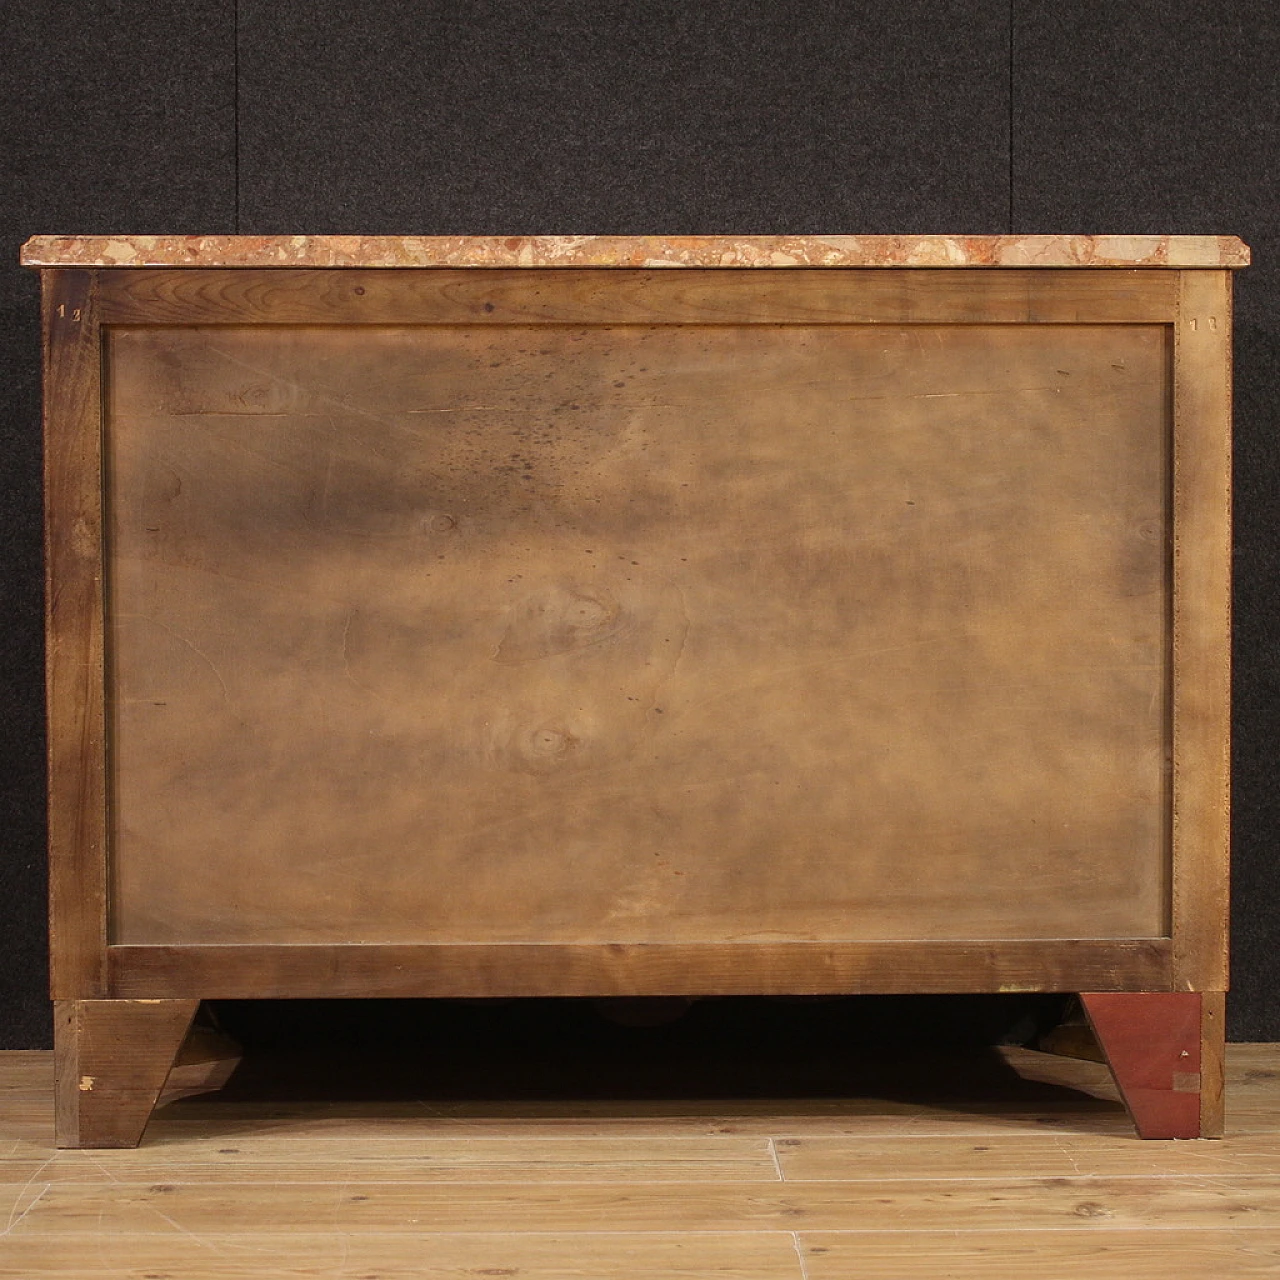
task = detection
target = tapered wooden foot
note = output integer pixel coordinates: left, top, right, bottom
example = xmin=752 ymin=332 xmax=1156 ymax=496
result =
xmin=1080 ymin=992 xmax=1225 ymax=1139
xmin=163 ymin=1018 xmax=243 ymax=1103
xmin=54 ymin=999 xmax=200 ymax=1148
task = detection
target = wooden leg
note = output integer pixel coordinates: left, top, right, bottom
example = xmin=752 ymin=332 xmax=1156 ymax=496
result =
xmin=1199 ymin=991 xmax=1227 ymax=1138
xmin=54 ymin=999 xmax=200 ymax=1148
xmin=162 ymin=1015 xmax=244 ymax=1104
xmin=1080 ymin=992 xmax=1225 ymax=1139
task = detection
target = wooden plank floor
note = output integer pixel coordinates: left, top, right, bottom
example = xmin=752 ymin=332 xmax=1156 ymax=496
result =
xmin=1 ymin=1043 xmax=1279 ymax=1278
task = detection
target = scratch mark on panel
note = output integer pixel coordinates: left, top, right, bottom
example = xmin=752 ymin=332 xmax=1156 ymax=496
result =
xmin=673 ymin=634 xmax=958 ymax=721
xmin=115 ymin=615 xmax=229 ymax=702
xmin=340 ymin=608 xmax=384 ymax=701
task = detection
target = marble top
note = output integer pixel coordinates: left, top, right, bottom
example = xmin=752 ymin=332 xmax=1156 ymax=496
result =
xmin=21 ymin=234 xmax=1250 ymax=269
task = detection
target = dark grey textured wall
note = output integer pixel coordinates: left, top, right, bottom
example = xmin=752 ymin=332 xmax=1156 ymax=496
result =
xmin=2 ymin=1 xmax=1276 ymax=1047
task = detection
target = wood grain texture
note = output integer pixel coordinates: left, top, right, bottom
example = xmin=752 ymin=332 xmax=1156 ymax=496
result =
xmin=5 ymin=1231 xmax=1278 ymax=1280
xmin=134 ymin=1103 xmax=1140 ymax=1142
xmin=105 ymin=941 xmax=1173 ymax=999
xmin=0 ymin=1232 xmax=804 ymax=1279
xmin=1170 ymin=270 xmax=1233 ymax=993
xmin=1201 ymin=990 xmax=1228 ymax=1137
xmin=35 ymin=1127 xmax=1280 ymax=1186
xmin=16 ymin=1174 xmax=1280 ymax=1234
xmin=93 ymin=266 xmax=1180 ymax=327
xmin=1081 ymin=993 xmax=1205 ymax=1139
xmin=42 ymin=270 xmax=108 ymax=1002
xmin=53 ymin=1000 xmax=198 ymax=1149
xmin=33 ymin=1135 xmax=779 ymax=1184
xmin=801 ymin=1231 xmax=1280 ymax=1279
xmin=776 ymin=1128 xmax=1280 ymax=1179
xmin=104 ymin=320 xmax=1171 ymax=949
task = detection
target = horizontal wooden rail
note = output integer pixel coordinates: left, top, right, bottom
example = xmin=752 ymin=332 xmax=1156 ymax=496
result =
xmin=108 ymin=939 xmax=1173 ymax=1000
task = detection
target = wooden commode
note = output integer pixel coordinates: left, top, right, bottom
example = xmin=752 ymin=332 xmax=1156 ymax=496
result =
xmin=23 ymin=234 xmax=1245 ymax=1146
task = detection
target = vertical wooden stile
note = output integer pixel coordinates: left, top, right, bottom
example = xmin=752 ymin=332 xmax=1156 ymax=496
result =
xmin=1169 ymin=269 xmax=1233 ymax=996
xmin=43 ymin=270 xmax=109 ymax=999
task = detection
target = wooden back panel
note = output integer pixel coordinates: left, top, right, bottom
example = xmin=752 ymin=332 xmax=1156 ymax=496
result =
xmin=102 ymin=303 xmax=1171 ymax=946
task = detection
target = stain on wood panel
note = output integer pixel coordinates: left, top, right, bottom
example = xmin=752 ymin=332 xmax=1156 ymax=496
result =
xmin=103 ymin=322 xmax=1170 ymax=945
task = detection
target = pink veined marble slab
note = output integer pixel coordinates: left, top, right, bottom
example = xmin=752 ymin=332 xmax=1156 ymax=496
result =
xmin=20 ymin=233 xmax=1250 ymax=270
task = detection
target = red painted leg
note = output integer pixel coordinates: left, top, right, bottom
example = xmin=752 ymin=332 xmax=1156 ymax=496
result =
xmin=1080 ymin=992 xmax=1224 ymax=1139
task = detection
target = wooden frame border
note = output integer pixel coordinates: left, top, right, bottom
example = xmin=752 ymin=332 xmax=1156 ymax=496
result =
xmin=1170 ymin=271 xmax=1233 ymax=992
xmin=93 ymin=267 xmax=1179 ymax=327
xmin=107 ymin=940 xmax=1172 ymax=1000
xmin=44 ymin=269 xmax=109 ymax=1000
xmin=41 ymin=264 xmax=1231 ymax=1004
